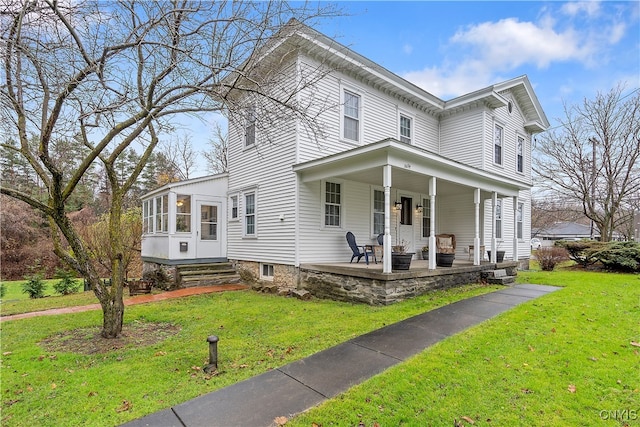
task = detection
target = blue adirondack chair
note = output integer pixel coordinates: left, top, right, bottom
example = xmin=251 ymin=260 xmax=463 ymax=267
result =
xmin=346 ymin=232 xmax=373 ymax=264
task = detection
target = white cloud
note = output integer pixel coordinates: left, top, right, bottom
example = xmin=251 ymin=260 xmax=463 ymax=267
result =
xmin=402 ymin=43 xmax=413 ymax=55
xmin=561 ymin=1 xmax=601 ymax=17
xmin=401 ymin=4 xmax=630 ymax=99
xmin=451 ymin=18 xmax=591 ymax=69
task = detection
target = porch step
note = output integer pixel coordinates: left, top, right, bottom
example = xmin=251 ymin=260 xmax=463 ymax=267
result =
xmin=484 ymin=269 xmax=516 ymax=285
xmin=176 ymin=263 xmax=242 ymax=288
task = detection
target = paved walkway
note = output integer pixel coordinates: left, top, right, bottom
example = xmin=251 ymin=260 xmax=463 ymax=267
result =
xmin=0 ymin=285 xmax=248 ymax=322
xmin=122 ymin=284 xmax=561 ymax=427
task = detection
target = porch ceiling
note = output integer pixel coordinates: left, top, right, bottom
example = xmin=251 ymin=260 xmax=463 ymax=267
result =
xmin=293 ymin=139 xmax=530 ymax=197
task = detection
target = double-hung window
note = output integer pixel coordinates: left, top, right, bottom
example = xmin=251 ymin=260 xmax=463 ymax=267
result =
xmin=422 ymin=197 xmax=431 ymax=238
xmin=244 ymin=192 xmax=256 ymax=236
xmin=245 ymin=106 xmax=256 ymax=147
xmin=324 ymin=181 xmax=341 ymax=227
xmin=517 ymin=136 xmax=524 ymax=173
xmin=399 ymin=114 xmax=412 ymax=144
xmin=495 ymin=199 xmax=503 ymax=239
xmin=517 ymin=202 xmax=524 ymax=239
xmin=343 ymin=90 xmax=360 ymax=142
xmin=494 ymin=124 xmax=503 ymax=165
xmin=373 ymin=189 xmax=384 ymax=235
xmin=230 ymin=195 xmax=238 ymax=220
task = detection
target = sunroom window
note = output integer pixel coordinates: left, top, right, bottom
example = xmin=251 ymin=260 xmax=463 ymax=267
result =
xmin=176 ymin=194 xmax=191 ymax=232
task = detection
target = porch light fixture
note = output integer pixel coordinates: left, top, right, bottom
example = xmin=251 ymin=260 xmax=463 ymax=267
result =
xmin=394 ymin=201 xmax=402 ymax=210
xmin=416 ymin=204 xmax=423 ymax=213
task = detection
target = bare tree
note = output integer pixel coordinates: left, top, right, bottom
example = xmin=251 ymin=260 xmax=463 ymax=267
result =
xmin=203 ymin=122 xmax=228 ymax=174
xmin=160 ymin=135 xmax=196 ymax=180
xmin=1 ymin=1 xmax=337 ymax=337
xmin=531 ymin=195 xmax=584 ymax=234
xmin=534 ymin=84 xmax=640 ymax=241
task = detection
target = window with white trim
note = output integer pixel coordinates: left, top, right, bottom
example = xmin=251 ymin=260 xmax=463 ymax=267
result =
xmin=155 ymin=195 xmax=168 ymax=233
xmin=176 ymin=194 xmax=191 ymax=232
xmin=495 ymin=199 xmax=503 ymax=239
xmin=324 ymin=181 xmax=341 ymax=227
xmin=245 ymin=106 xmax=256 ymax=147
xmin=343 ymin=90 xmax=360 ymax=142
xmin=517 ymin=202 xmax=524 ymax=239
xmin=422 ymin=197 xmax=431 ymax=238
xmin=230 ymin=195 xmax=238 ymax=220
xmin=143 ymin=200 xmax=152 ymax=233
xmin=399 ymin=114 xmax=412 ymax=144
xmin=373 ymin=189 xmax=385 ymax=235
xmin=261 ymin=264 xmax=274 ymax=280
xmin=244 ymin=192 xmax=256 ymax=236
xmin=517 ymin=135 xmax=524 ymax=173
xmin=494 ymin=124 xmax=503 ymax=165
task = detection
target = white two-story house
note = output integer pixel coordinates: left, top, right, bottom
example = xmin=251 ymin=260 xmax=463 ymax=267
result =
xmin=141 ymin=20 xmax=549 ymax=298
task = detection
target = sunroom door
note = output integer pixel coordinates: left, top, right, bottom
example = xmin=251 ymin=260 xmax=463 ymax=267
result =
xmin=196 ymin=201 xmax=222 ymax=258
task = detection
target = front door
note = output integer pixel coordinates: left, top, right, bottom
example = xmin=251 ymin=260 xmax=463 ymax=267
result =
xmin=196 ymin=201 xmax=222 ymax=258
xmin=398 ymin=196 xmax=415 ymax=253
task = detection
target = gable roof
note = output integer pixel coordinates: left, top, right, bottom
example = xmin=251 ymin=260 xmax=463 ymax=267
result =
xmin=259 ymin=19 xmax=549 ymax=131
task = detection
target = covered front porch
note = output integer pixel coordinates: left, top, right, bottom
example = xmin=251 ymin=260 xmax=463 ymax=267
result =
xmin=293 ymin=139 xmax=530 ymax=272
xmin=298 ymin=259 xmax=520 ymax=305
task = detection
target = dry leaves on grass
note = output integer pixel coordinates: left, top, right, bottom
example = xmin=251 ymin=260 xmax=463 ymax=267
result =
xmin=273 ymin=416 xmax=288 ymax=425
xmin=115 ymin=400 xmax=132 ymax=413
xmin=568 ymin=384 xmax=577 ymax=393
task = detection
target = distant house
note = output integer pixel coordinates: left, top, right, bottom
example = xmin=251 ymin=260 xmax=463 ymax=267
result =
xmin=533 ymin=222 xmax=599 ymax=244
xmin=141 ymin=20 xmax=549 ymax=293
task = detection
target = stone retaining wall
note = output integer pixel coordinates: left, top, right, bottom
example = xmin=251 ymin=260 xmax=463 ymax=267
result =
xmin=299 ymin=263 xmax=511 ymax=305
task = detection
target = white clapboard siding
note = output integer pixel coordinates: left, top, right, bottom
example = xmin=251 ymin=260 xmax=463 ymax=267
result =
xmin=483 ymin=90 xmax=532 ymax=183
xmin=436 ymin=193 xmax=477 ymax=259
xmin=439 ymin=106 xmax=485 ymax=168
xmin=482 ymin=196 xmax=516 ymax=259
xmin=296 ymin=58 xmax=440 ymax=163
xmin=297 ymin=180 xmax=375 ymax=263
xmin=226 ymin=59 xmax=300 ymax=265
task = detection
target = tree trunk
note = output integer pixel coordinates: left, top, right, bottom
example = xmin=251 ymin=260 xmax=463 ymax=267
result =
xmin=100 ymin=295 xmax=125 ymax=338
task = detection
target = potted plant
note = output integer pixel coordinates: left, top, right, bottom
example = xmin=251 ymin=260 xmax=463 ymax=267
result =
xmin=487 ymin=243 xmax=505 ymax=262
xmin=421 ymin=245 xmax=429 ymax=260
xmin=391 ymin=240 xmax=414 ymax=271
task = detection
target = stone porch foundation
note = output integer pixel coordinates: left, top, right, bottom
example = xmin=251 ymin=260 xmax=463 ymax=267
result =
xmin=299 ymin=261 xmax=520 ymax=305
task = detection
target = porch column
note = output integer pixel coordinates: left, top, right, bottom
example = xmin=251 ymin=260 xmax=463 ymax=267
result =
xmin=474 ymin=188 xmax=481 ymax=265
xmin=513 ymin=196 xmax=519 ymax=262
xmin=428 ymin=177 xmax=437 ymax=270
xmin=383 ymin=165 xmax=392 ymax=273
xmin=490 ymin=192 xmax=497 ymax=263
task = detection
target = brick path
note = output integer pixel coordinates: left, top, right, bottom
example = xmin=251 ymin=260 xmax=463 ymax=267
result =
xmin=0 ymin=285 xmax=248 ymax=322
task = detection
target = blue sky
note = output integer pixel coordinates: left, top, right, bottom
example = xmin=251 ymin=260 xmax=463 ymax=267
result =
xmin=188 ymin=1 xmax=639 ymax=175
xmin=317 ymin=1 xmax=639 ymax=122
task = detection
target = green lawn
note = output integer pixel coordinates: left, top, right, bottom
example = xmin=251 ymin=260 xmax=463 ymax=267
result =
xmin=289 ymin=269 xmax=640 ymax=426
xmin=1 ymin=279 xmax=98 ymax=316
xmin=0 ymin=279 xmax=159 ymax=317
xmin=0 ymin=283 xmax=498 ymax=426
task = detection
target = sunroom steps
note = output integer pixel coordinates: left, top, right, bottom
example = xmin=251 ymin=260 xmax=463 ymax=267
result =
xmin=176 ymin=263 xmax=242 ymax=288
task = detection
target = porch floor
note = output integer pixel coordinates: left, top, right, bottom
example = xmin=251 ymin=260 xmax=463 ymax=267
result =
xmin=300 ymin=259 xmax=516 ymax=281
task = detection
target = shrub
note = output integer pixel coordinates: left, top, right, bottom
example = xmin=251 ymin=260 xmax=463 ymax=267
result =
xmin=22 ymin=273 xmax=46 ymax=298
xmin=536 ymin=246 xmax=569 ymax=271
xmin=593 ymin=241 xmax=640 ymax=272
xmin=53 ymin=268 xmax=81 ymax=295
xmin=557 ymin=241 xmax=604 ymax=267
xmin=0 ymin=283 xmax=6 ymax=299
